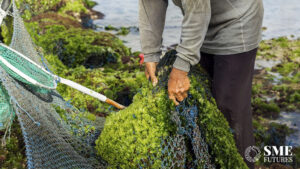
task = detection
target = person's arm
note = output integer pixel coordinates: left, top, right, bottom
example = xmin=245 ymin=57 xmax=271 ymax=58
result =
xmin=139 ymin=0 xmax=168 ymax=63
xmin=168 ymin=0 xmax=211 ymax=105
xmin=139 ymin=0 xmax=168 ymax=86
xmin=173 ymin=0 xmax=211 ymax=72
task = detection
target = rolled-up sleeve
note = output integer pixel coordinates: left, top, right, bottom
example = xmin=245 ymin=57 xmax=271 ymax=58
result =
xmin=173 ymin=0 xmax=211 ymax=72
xmin=139 ymin=0 xmax=168 ymax=63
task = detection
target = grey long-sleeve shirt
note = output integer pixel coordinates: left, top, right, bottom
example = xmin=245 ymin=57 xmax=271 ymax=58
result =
xmin=139 ymin=0 xmax=264 ymax=72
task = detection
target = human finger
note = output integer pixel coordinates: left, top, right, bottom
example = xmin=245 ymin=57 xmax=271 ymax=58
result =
xmin=169 ymin=93 xmax=179 ymax=106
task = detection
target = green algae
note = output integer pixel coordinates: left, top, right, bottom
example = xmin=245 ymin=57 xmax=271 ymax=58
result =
xmin=253 ymin=117 xmax=294 ymax=148
xmin=96 ymin=54 xmax=247 ymax=168
xmin=253 ymin=38 xmax=300 ymax=168
xmin=96 ymin=84 xmax=175 ymax=168
xmin=105 ymin=25 xmax=132 ymax=36
xmin=189 ymin=73 xmax=248 ymax=169
xmin=25 ymin=18 xmax=130 ymax=68
xmin=58 ymin=0 xmax=88 ymax=14
xmin=8 ymin=0 xmax=141 ymax=115
xmin=0 ymin=122 xmax=26 ymax=169
xmin=293 ymin=147 xmax=300 ymax=167
xmin=0 ymin=16 xmax=13 ymax=45
xmin=252 ymin=97 xmax=280 ymax=118
xmin=55 ymin=66 xmax=147 ymax=115
xmin=15 ymin=0 xmax=96 ymax=20
xmin=254 ymin=38 xmax=300 ymax=113
xmin=44 ymin=52 xmax=145 ymax=115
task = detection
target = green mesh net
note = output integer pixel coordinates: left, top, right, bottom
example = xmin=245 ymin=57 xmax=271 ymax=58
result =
xmin=0 ymin=44 xmax=56 ymax=93
xmin=0 ymin=82 xmax=14 ymax=131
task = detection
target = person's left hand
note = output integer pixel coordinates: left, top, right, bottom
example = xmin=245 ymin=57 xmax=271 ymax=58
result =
xmin=168 ymin=68 xmax=190 ymax=105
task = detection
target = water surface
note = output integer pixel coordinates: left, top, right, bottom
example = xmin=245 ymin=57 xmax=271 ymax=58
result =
xmin=94 ymin=0 xmax=300 ymax=51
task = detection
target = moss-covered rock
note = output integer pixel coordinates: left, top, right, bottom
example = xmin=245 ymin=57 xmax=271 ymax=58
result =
xmin=30 ymin=12 xmax=82 ymax=29
xmin=26 ymin=18 xmax=130 ymax=68
xmin=15 ymin=0 xmax=99 ymax=21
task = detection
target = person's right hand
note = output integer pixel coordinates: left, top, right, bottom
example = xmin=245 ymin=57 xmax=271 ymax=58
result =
xmin=145 ymin=62 xmax=158 ymax=86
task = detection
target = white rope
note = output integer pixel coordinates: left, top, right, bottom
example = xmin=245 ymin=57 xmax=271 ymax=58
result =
xmin=0 ymin=7 xmax=7 ymax=25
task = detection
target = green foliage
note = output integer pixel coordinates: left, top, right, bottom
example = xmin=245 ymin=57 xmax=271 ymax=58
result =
xmin=252 ymin=98 xmax=280 ymax=118
xmin=189 ymin=72 xmax=248 ymax=169
xmin=253 ymin=118 xmax=294 ymax=148
xmin=46 ymin=54 xmax=146 ymax=115
xmin=96 ymin=64 xmax=247 ymax=169
xmin=105 ymin=26 xmax=131 ymax=36
xmin=19 ymin=2 xmax=138 ymax=115
xmin=59 ymin=0 xmax=88 ymax=14
xmin=255 ymin=38 xmax=300 ymax=112
xmin=15 ymin=0 xmax=94 ymax=20
xmin=54 ymin=105 xmax=97 ymax=135
xmin=0 ymin=16 xmax=13 ymax=45
xmin=117 ymin=27 xmax=130 ymax=36
xmin=0 ymin=122 xmax=26 ymax=168
xmin=105 ymin=25 xmax=118 ymax=31
xmin=27 ymin=20 xmax=130 ymax=68
xmin=293 ymin=147 xmax=300 ymax=167
xmin=271 ymin=85 xmax=300 ymax=111
xmin=83 ymin=0 xmax=98 ymax=8
xmin=16 ymin=0 xmax=62 ymax=19
xmin=96 ymin=84 xmax=175 ymax=168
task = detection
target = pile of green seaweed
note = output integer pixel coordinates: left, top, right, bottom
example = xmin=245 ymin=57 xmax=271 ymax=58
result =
xmin=95 ymin=51 xmax=248 ymax=169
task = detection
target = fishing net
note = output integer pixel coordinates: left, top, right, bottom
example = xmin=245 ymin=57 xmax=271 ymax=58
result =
xmin=0 ymin=81 xmax=14 ymax=131
xmin=0 ymin=1 xmax=247 ymax=169
xmin=0 ymin=44 xmax=56 ymax=92
xmin=0 ymin=1 xmax=107 ymax=168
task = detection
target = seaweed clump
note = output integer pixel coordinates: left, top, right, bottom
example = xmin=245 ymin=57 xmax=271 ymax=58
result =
xmin=25 ymin=16 xmax=130 ymax=68
xmin=95 ymin=51 xmax=248 ymax=169
xmin=15 ymin=0 xmax=101 ymax=22
xmin=0 ymin=122 xmax=26 ymax=169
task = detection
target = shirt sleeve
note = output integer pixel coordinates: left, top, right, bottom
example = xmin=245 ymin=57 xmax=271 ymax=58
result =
xmin=139 ymin=0 xmax=168 ymax=63
xmin=173 ymin=0 xmax=211 ymax=72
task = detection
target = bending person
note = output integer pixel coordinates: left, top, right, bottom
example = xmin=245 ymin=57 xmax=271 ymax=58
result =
xmin=139 ymin=0 xmax=264 ymax=168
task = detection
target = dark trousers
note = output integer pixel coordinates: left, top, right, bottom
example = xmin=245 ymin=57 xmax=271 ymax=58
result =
xmin=199 ymin=48 xmax=257 ymax=169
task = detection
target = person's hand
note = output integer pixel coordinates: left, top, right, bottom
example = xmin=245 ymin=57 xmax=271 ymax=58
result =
xmin=168 ymin=68 xmax=190 ymax=105
xmin=145 ymin=62 xmax=158 ymax=86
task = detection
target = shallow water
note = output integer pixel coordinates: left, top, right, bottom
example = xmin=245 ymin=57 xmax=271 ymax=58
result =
xmin=270 ymin=112 xmax=300 ymax=147
xmin=94 ymin=0 xmax=300 ymax=52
